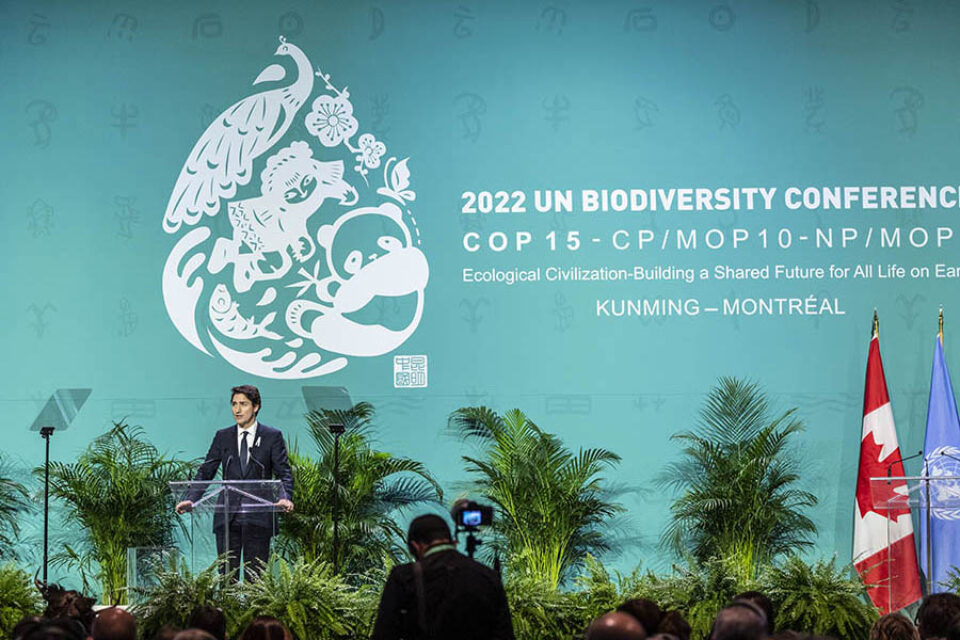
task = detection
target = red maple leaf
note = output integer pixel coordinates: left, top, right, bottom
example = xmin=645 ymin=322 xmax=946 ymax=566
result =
xmin=856 ymin=431 xmax=910 ymax=519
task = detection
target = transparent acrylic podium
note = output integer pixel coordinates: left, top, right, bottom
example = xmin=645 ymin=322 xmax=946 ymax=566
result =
xmin=169 ymin=480 xmax=283 ymax=572
xmin=869 ymin=475 xmax=960 ymax=610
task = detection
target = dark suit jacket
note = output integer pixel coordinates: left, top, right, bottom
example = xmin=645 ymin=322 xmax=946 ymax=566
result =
xmin=371 ymin=549 xmax=515 ymax=640
xmin=187 ymin=423 xmax=294 ymax=532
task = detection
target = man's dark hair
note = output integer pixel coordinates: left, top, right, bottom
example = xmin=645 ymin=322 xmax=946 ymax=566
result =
xmin=407 ymin=514 xmax=452 ymax=545
xmin=173 ymin=631 xmax=216 ymax=640
xmin=945 ymin=612 xmax=960 ymax=640
xmin=188 ymin=606 xmax=226 ymax=640
xmin=586 ymin=611 xmax=648 ymax=640
xmin=709 ymin=602 xmax=767 ymax=640
xmin=871 ymin=612 xmax=919 ymax=640
xmin=658 ymin=610 xmax=692 ymax=640
xmin=237 ymin=617 xmax=294 ymax=640
xmin=12 ymin=617 xmax=42 ymax=640
xmin=231 ymin=385 xmax=261 ymax=414
xmin=154 ymin=626 xmax=180 ymax=640
xmin=918 ymin=593 xmax=960 ymax=640
xmin=91 ymin=606 xmax=137 ymax=640
xmin=734 ymin=591 xmax=775 ymax=634
xmin=617 ymin=599 xmax=663 ymax=635
xmin=21 ymin=619 xmax=88 ymax=640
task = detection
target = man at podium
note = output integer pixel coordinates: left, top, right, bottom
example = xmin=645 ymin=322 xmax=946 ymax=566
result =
xmin=175 ymin=385 xmax=295 ymax=579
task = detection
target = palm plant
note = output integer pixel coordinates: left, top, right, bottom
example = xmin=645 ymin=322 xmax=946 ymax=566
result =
xmin=0 ymin=459 xmax=30 ymax=560
xmin=450 ymin=406 xmax=624 ymax=588
xmin=276 ymin=402 xmax=442 ymax=578
xmin=0 ymin=564 xmax=43 ymax=638
xmin=659 ymin=378 xmax=817 ymax=580
xmin=40 ymin=422 xmax=195 ymax=604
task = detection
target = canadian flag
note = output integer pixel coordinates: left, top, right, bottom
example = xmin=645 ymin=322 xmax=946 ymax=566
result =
xmin=853 ymin=332 xmax=922 ymax=613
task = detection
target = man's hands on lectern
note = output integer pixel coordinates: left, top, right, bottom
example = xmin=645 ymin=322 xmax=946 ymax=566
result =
xmin=276 ymin=499 xmax=294 ymax=513
xmin=175 ymin=500 xmax=194 ymax=514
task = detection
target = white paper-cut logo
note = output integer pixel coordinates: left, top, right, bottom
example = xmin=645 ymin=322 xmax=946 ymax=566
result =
xmin=161 ymin=37 xmax=427 ymax=378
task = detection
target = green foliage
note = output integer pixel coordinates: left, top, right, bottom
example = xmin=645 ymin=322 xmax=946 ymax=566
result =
xmin=131 ymin=557 xmax=242 ymax=640
xmin=763 ymin=555 xmax=878 ymax=639
xmin=276 ymin=402 xmax=442 ymax=578
xmin=40 ymin=422 xmax=195 ymax=604
xmin=660 ymin=378 xmax=817 ymax=580
xmin=0 ymin=564 xmax=43 ymax=638
xmin=451 ymin=406 xmax=624 ymax=588
xmin=504 ymin=568 xmax=588 ymax=640
xmin=0 ymin=460 xmax=30 ymax=560
xmin=241 ymin=556 xmax=378 ymax=640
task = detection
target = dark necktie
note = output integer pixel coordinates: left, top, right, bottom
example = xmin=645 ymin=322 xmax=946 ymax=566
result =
xmin=240 ymin=431 xmax=249 ymax=476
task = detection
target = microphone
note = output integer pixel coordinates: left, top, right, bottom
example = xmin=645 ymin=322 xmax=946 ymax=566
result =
xmin=887 ymin=450 xmax=923 ymax=478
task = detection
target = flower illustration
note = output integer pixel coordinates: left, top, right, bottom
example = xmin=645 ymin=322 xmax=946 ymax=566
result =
xmin=305 ymin=94 xmax=359 ymax=147
xmin=358 ymin=133 xmax=386 ymax=169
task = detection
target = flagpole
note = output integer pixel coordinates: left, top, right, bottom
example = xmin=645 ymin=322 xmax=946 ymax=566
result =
xmin=940 ymin=307 xmax=944 ymax=344
xmin=873 ymin=309 xmax=879 ymax=339
xmin=925 ymin=308 xmax=940 ymax=594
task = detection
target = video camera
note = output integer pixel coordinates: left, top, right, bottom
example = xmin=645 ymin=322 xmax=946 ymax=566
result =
xmin=452 ymin=500 xmax=493 ymax=529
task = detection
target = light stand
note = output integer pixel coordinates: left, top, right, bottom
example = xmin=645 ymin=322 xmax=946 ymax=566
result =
xmin=328 ymin=423 xmax=345 ymax=575
xmin=40 ymin=426 xmax=55 ymax=585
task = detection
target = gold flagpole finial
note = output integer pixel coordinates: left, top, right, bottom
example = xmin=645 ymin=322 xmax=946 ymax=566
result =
xmin=872 ymin=309 xmax=879 ymax=339
xmin=940 ymin=306 xmax=944 ymax=344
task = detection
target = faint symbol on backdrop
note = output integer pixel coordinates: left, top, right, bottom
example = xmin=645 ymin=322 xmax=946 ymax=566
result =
xmin=193 ymin=14 xmax=223 ymax=40
xmin=896 ymin=293 xmax=925 ymax=329
xmin=26 ymin=100 xmax=57 ymax=148
xmin=460 ymin=297 xmax=490 ymax=332
xmin=804 ymin=0 xmax=821 ymax=33
xmin=370 ymin=94 xmax=390 ymax=140
xmin=543 ymin=95 xmax=570 ymax=132
xmin=803 ymin=87 xmax=825 ymax=133
xmin=199 ymin=103 xmax=219 ymax=131
xmin=114 ymin=196 xmax=140 ymax=240
xmin=111 ymin=104 xmax=139 ymax=139
xmin=278 ymin=11 xmax=304 ymax=37
xmin=27 ymin=13 xmax=50 ymax=45
xmin=537 ymin=6 xmax=567 ymax=35
xmin=107 ymin=13 xmax=138 ymax=42
xmin=162 ymin=37 xmax=427 ymax=379
xmin=275 ymin=398 xmax=303 ymax=419
xmin=196 ymin=398 xmax=221 ymax=417
xmin=116 ymin=297 xmax=139 ymax=337
xmin=634 ymin=395 xmax=665 ymax=412
xmin=553 ymin=292 xmax=574 ymax=332
xmin=464 ymin=387 xmax=490 ymax=405
xmin=545 ymin=395 xmax=592 ymax=415
xmin=370 ymin=6 xmax=385 ymax=40
xmin=708 ymin=4 xmax=736 ymax=31
xmin=27 ymin=303 xmax=56 ymax=338
xmin=461 ymin=211 xmax=484 ymax=234
xmin=891 ymin=0 xmax=914 ymax=32
xmin=624 ymin=7 xmax=657 ymax=32
xmin=634 ymin=96 xmax=659 ymax=130
xmin=891 ymin=86 xmax=923 ymax=135
xmin=454 ymin=6 xmax=476 ymax=38
xmin=394 ymin=355 xmax=428 ymax=388
xmin=715 ymin=94 xmax=740 ymax=130
xmin=27 ymin=199 xmax=54 ymax=237
xmin=111 ymin=399 xmax=156 ymax=420
xmin=378 ymin=395 xmax=426 ymax=414
xmin=454 ymin=92 xmax=487 ymax=142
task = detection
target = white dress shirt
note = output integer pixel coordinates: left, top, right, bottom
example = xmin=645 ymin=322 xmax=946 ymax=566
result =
xmin=237 ymin=422 xmax=259 ymax=465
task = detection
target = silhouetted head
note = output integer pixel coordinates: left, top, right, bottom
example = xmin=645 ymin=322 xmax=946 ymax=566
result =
xmin=735 ymin=591 xmax=775 ymax=634
xmin=586 ymin=611 xmax=648 ymax=640
xmin=658 ymin=610 xmax=692 ymax=640
xmin=91 ymin=606 xmax=136 ymax=640
xmin=173 ymin=631 xmax=215 ymax=640
xmin=871 ymin=612 xmax=919 ymax=640
xmin=237 ymin=617 xmax=294 ymax=640
xmin=617 ymin=599 xmax=663 ymax=635
xmin=21 ymin=618 xmax=88 ymax=640
xmin=407 ymin=513 xmax=454 ymax=560
xmin=918 ymin=593 xmax=960 ymax=640
xmin=709 ymin=602 xmax=767 ymax=640
xmin=188 ymin=606 xmax=226 ymax=640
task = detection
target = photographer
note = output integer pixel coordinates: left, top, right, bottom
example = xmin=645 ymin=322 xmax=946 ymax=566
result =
xmin=371 ymin=512 xmax=514 ymax=640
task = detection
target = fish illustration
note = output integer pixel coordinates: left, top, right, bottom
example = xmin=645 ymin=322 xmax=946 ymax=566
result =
xmin=209 ymin=284 xmax=282 ymax=340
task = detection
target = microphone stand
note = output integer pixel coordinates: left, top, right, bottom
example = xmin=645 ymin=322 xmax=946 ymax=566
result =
xmin=40 ymin=426 xmax=55 ymax=586
xmin=328 ymin=423 xmax=345 ymax=575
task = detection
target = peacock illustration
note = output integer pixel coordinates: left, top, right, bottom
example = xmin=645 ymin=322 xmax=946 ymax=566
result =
xmin=163 ymin=36 xmax=314 ymax=233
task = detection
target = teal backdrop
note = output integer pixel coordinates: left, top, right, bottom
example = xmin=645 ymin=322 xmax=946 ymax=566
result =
xmin=3 ymin=0 xmax=960 ymax=581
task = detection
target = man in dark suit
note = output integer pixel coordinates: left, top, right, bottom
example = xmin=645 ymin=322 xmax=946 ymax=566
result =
xmin=371 ymin=514 xmax=514 ymax=640
xmin=175 ymin=385 xmax=294 ymax=580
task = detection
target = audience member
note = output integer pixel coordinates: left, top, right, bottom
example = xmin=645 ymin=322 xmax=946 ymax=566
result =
xmin=20 ymin=618 xmax=88 ymax=640
xmin=709 ymin=602 xmax=767 ymax=640
xmin=12 ymin=616 xmax=42 ymax=639
xmin=618 ymin=599 xmax=663 ymax=636
xmin=649 ymin=635 xmax=680 ymax=640
xmin=918 ymin=594 xmax=960 ymax=640
xmin=735 ymin=591 xmax=776 ymax=634
xmin=91 ymin=606 xmax=137 ymax=640
xmin=658 ymin=610 xmax=691 ymax=640
xmin=870 ymin=612 xmax=920 ymax=640
xmin=770 ymin=632 xmax=805 ymax=640
xmin=371 ymin=514 xmax=514 ymax=640
xmin=237 ymin=617 xmax=295 ymax=640
xmin=586 ymin=611 xmax=648 ymax=640
xmin=172 ymin=631 xmax=216 ymax=640
xmin=154 ymin=626 xmax=180 ymax=640
xmin=188 ymin=606 xmax=227 ymax=640
xmin=945 ymin=612 xmax=960 ymax=640
xmin=40 ymin=584 xmax=96 ymax=632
